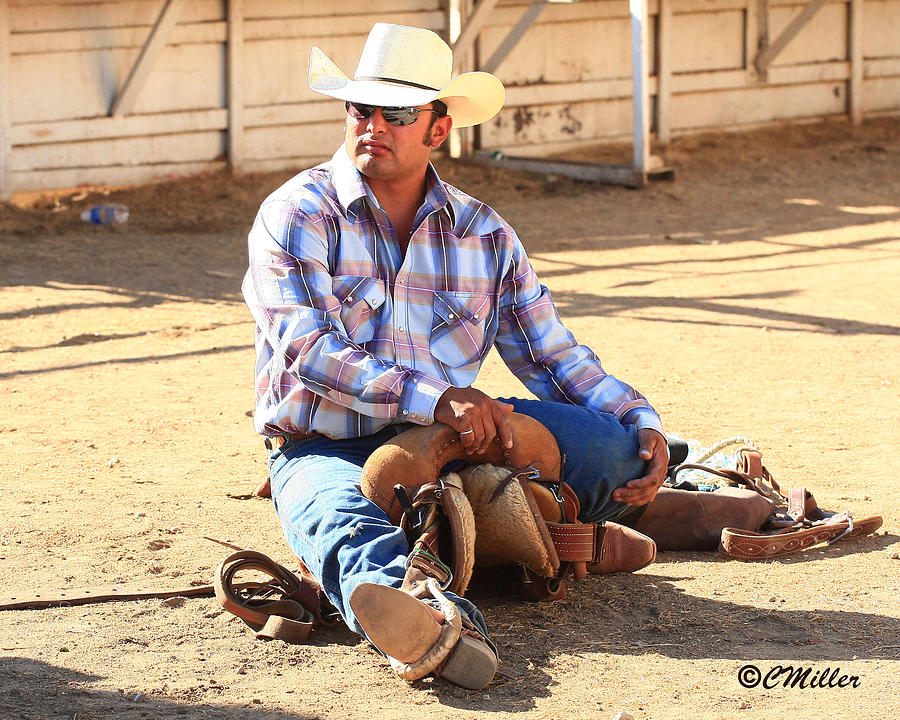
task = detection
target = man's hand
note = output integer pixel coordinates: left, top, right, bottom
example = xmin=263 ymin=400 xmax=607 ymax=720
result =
xmin=612 ymin=428 xmax=668 ymax=507
xmin=434 ymin=387 xmax=514 ymax=455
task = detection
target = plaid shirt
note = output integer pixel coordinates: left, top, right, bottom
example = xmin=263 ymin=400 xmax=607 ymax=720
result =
xmin=242 ymin=146 xmax=663 ymax=439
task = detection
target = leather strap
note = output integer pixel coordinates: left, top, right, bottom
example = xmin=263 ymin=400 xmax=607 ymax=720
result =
xmin=720 ymin=503 xmax=883 ymax=561
xmin=546 ymin=522 xmax=604 ymax=563
xmin=214 ymin=550 xmax=337 ymax=643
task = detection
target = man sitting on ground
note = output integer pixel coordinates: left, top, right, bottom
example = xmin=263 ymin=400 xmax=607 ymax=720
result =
xmin=242 ymin=23 xmax=668 ymax=689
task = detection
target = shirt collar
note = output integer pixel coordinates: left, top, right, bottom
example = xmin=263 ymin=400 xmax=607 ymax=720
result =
xmin=331 ymin=146 xmax=368 ymax=220
xmin=330 ymin=145 xmax=455 ymax=225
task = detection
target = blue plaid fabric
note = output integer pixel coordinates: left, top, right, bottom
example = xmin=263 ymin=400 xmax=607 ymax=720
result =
xmin=242 ymin=146 xmax=663 ymax=439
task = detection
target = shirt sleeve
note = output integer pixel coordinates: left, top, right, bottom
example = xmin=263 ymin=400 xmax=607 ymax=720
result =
xmin=492 ymin=231 xmax=664 ymax=435
xmin=241 ymin=197 xmax=450 ymax=425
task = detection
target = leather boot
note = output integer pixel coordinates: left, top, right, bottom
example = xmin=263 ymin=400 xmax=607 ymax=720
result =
xmin=585 ymin=522 xmax=657 ymax=573
xmin=630 ymin=486 xmax=774 ymax=551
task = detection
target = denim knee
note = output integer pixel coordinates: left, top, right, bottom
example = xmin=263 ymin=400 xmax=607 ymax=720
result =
xmin=502 ymin=397 xmax=646 ymax=523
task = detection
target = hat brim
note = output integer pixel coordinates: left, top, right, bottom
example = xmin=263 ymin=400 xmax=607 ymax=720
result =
xmin=308 ymin=47 xmax=505 ymax=128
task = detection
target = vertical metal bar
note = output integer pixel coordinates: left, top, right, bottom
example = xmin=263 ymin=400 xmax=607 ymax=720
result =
xmin=227 ymin=0 xmax=245 ymax=170
xmin=449 ymin=0 xmax=475 ymax=158
xmin=630 ymin=0 xmax=649 ymax=186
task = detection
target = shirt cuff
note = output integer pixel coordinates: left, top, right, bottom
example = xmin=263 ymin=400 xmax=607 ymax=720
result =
xmin=622 ymin=406 xmax=665 ymax=436
xmin=397 ymin=372 xmax=451 ymax=425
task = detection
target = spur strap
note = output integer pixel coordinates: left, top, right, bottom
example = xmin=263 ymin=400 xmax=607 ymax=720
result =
xmin=215 ymin=550 xmax=333 ymax=643
xmin=545 ymin=522 xmax=606 ymax=564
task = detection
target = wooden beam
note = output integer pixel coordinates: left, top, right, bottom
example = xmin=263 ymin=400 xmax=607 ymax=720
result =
xmin=656 ymin=0 xmax=673 ymax=144
xmin=848 ymin=0 xmax=863 ymax=125
xmin=12 ymin=109 xmax=227 ymax=146
xmin=754 ymin=0 xmax=828 ymax=74
xmin=473 ymin=153 xmax=645 ymax=187
xmin=0 ymin=0 xmax=11 ymax=199
xmin=227 ymin=0 xmax=244 ymax=170
xmin=110 ymin=0 xmax=184 ymax=117
xmin=482 ymin=2 xmax=549 ymax=74
xmin=756 ymin=0 xmax=769 ymax=80
xmin=452 ymin=0 xmax=499 ymax=62
xmin=630 ymin=0 xmax=650 ymax=186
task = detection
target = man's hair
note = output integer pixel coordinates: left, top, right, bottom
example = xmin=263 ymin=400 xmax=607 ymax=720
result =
xmin=423 ymin=100 xmax=449 ymax=146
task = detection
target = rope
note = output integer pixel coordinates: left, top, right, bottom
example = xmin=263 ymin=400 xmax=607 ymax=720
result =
xmin=691 ymin=435 xmax=761 ymax=465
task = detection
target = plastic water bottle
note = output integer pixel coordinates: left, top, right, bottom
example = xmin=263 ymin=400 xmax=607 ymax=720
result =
xmin=80 ymin=204 xmax=130 ymax=224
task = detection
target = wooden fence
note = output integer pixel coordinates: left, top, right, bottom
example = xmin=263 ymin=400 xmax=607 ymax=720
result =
xmin=1 ymin=0 xmax=897 ymax=197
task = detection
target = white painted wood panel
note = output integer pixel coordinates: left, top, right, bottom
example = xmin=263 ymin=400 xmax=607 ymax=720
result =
xmin=9 ymin=1 xmax=223 ymax=31
xmin=671 ymin=83 xmax=847 ymax=129
xmin=767 ymin=3 xmax=847 ymax=66
xmin=12 ymin=160 xmax=227 ymax=192
xmin=244 ymin=123 xmax=344 ymax=162
xmin=243 ymin=0 xmax=442 ymax=19
xmin=10 ymin=22 xmax=227 ymax=53
xmin=670 ymin=10 xmax=745 ymax=72
xmin=11 ymin=130 xmax=225 ymax=171
xmin=864 ymin=0 xmax=900 ymax=58
xmin=10 ymin=43 xmax=223 ymax=123
xmin=3 ymin=0 xmax=898 ymax=195
xmin=480 ymin=17 xmax=639 ymax=83
xmin=863 ymin=77 xmax=900 ymax=111
xmin=483 ymin=98 xmax=636 ymax=147
xmin=11 ymin=109 xmax=228 ymax=145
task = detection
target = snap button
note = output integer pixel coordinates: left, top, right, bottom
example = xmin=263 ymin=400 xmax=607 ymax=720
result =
xmin=346 ymin=295 xmax=353 ymax=302
xmin=402 ymin=409 xmax=409 ymax=415
xmin=448 ymin=313 xmax=455 ymax=320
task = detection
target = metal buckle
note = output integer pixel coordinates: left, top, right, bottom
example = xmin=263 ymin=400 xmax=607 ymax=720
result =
xmin=826 ymin=514 xmax=854 ymax=544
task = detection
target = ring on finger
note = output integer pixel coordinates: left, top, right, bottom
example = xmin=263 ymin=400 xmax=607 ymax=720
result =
xmin=459 ymin=429 xmax=475 ymax=436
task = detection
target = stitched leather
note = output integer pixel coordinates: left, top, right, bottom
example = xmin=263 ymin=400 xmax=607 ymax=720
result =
xmin=214 ymin=550 xmax=335 ymax=643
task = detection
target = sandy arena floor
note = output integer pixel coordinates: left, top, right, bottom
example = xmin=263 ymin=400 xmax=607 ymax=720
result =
xmin=1 ymin=117 xmax=898 ymax=720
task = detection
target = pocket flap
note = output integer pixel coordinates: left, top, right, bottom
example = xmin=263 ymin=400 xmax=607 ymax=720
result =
xmin=433 ymin=291 xmax=489 ymax=326
xmin=332 ymin=275 xmax=385 ymax=310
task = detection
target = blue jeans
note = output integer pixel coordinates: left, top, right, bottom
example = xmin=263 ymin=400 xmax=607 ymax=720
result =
xmin=267 ymin=399 xmax=647 ymax=637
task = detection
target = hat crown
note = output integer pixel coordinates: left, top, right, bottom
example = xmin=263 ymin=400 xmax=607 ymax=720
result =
xmin=354 ymin=23 xmax=452 ymax=92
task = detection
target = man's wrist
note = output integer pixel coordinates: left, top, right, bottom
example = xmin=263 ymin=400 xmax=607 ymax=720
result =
xmin=624 ymin=407 xmax=665 ymax=436
xmin=397 ymin=372 xmax=451 ymax=425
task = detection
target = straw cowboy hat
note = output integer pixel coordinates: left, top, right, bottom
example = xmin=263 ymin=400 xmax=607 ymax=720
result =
xmin=307 ymin=23 xmax=505 ymax=128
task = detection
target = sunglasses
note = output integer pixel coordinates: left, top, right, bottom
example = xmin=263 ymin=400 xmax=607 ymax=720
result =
xmin=345 ymin=101 xmax=441 ymax=127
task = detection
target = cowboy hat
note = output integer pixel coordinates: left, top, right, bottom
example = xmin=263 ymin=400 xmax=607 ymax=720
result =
xmin=308 ymin=23 xmax=505 ymax=128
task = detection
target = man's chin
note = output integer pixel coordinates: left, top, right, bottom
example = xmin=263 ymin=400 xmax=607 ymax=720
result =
xmin=353 ymin=155 xmax=392 ymax=179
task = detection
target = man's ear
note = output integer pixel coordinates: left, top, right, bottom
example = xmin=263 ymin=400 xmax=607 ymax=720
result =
xmin=429 ymin=115 xmax=453 ymax=148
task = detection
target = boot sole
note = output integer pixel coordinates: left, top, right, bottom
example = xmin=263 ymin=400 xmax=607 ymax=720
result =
xmin=349 ymin=582 xmax=496 ymax=689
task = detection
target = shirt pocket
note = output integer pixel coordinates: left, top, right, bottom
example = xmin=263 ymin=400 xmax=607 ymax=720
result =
xmin=430 ymin=290 xmax=491 ymax=368
xmin=332 ymin=275 xmax=386 ymax=345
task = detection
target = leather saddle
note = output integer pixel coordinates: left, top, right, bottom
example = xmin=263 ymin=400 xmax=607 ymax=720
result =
xmin=360 ymin=412 xmax=656 ymax=600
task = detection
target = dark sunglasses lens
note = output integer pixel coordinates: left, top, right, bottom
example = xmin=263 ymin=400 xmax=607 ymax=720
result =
xmin=346 ymin=102 xmax=376 ymax=120
xmin=382 ymin=108 xmax=419 ymax=126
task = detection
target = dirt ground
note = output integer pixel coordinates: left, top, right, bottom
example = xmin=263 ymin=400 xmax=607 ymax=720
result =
xmin=1 ymin=116 xmax=898 ymax=720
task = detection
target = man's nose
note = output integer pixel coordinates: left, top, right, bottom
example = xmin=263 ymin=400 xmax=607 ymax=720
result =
xmin=366 ymin=108 xmax=389 ymax=133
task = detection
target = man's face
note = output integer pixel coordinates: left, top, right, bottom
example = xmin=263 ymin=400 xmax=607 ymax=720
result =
xmin=344 ymin=102 xmax=453 ymax=184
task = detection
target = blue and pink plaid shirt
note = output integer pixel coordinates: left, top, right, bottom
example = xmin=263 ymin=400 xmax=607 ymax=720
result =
xmin=242 ymin=146 xmax=663 ymax=439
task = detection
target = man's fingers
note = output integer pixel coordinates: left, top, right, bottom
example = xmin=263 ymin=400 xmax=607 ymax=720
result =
xmin=613 ymin=472 xmax=663 ymax=506
xmin=458 ymin=426 xmax=476 ymax=450
xmin=492 ymin=402 xmax=514 ymax=449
